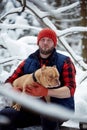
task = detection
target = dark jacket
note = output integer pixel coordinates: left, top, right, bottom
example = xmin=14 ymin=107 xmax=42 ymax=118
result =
xmin=24 ymin=49 xmax=75 ymax=110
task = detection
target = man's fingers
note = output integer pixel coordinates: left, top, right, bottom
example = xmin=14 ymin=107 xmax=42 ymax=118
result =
xmin=13 ymin=87 xmax=22 ymax=92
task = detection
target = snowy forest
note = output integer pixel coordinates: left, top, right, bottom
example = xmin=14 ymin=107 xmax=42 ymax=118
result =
xmin=0 ymin=0 xmax=87 ymax=130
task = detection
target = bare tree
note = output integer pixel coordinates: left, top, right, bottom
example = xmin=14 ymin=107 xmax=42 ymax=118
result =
xmin=80 ymin=0 xmax=87 ymax=63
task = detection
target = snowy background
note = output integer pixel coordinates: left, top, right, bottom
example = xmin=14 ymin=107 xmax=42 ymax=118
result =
xmin=0 ymin=0 xmax=87 ymax=129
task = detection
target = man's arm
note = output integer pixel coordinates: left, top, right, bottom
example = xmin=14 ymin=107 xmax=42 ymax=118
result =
xmin=48 ymin=57 xmax=76 ymax=98
xmin=5 ymin=60 xmax=25 ymax=84
xmin=48 ymin=86 xmax=70 ymax=98
xmin=25 ymin=58 xmax=76 ymax=98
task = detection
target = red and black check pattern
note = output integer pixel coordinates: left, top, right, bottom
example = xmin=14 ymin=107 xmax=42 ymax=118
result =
xmin=5 ymin=60 xmax=25 ymax=83
xmin=5 ymin=57 xmax=76 ymax=96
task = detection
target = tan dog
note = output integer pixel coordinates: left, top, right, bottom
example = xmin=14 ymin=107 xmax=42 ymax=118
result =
xmin=12 ymin=65 xmax=60 ymax=110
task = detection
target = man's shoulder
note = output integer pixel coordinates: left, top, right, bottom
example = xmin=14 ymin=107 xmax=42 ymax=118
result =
xmin=27 ymin=49 xmax=39 ymax=59
xmin=56 ymin=51 xmax=69 ymax=60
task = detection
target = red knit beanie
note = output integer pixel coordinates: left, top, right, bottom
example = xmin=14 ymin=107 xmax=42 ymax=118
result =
xmin=37 ymin=28 xmax=57 ymax=47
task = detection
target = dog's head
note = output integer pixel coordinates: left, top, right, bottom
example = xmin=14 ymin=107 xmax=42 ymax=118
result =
xmin=38 ymin=65 xmax=60 ymax=88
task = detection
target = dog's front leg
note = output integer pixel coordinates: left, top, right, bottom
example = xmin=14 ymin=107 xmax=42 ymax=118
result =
xmin=45 ymin=96 xmax=50 ymax=102
xmin=12 ymin=104 xmax=21 ymax=111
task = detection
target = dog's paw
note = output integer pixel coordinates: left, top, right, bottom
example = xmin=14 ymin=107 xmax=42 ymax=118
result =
xmin=12 ymin=104 xmax=21 ymax=111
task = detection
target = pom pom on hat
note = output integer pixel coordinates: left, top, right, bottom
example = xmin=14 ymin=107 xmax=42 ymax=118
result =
xmin=37 ymin=28 xmax=57 ymax=46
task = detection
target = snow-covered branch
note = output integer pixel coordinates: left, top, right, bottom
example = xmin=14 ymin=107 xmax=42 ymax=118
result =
xmin=0 ymin=23 xmax=87 ymax=37
xmin=0 ymin=7 xmax=23 ymax=21
xmin=0 ymin=23 xmax=41 ymax=31
xmin=53 ymin=1 xmax=79 ymax=13
xmin=0 ymin=1 xmax=80 ymax=23
xmin=0 ymin=84 xmax=87 ymax=123
xmin=0 ymin=56 xmax=23 ymax=64
xmin=29 ymin=1 xmax=79 ymax=18
xmin=58 ymin=27 xmax=87 ymax=36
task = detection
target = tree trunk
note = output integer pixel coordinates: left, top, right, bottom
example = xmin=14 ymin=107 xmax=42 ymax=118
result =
xmin=80 ymin=0 xmax=87 ymax=63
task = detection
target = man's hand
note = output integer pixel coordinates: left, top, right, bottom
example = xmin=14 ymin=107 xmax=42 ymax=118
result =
xmin=25 ymin=82 xmax=48 ymax=97
xmin=13 ymin=86 xmax=23 ymax=92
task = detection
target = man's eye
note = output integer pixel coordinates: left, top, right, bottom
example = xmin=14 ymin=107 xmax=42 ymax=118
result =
xmin=41 ymin=39 xmax=45 ymax=42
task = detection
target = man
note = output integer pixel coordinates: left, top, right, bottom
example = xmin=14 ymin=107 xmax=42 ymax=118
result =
xmin=0 ymin=28 xmax=76 ymax=130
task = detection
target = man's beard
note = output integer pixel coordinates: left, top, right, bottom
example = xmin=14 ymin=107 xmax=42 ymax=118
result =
xmin=39 ymin=46 xmax=54 ymax=55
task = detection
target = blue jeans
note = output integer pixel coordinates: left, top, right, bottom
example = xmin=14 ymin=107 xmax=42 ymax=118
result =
xmin=41 ymin=116 xmax=64 ymax=130
xmin=0 ymin=107 xmax=64 ymax=130
xmin=0 ymin=107 xmax=41 ymax=130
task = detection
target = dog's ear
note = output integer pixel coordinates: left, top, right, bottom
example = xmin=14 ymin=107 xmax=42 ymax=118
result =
xmin=41 ymin=65 xmax=46 ymax=74
xmin=41 ymin=64 xmax=46 ymax=70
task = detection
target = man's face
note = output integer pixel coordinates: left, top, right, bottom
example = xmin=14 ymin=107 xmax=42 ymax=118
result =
xmin=38 ymin=37 xmax=55 ymax=55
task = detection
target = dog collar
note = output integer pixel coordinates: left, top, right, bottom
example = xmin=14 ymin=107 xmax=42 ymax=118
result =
xmin=32 ymin=72 xmax=37 ymax=82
